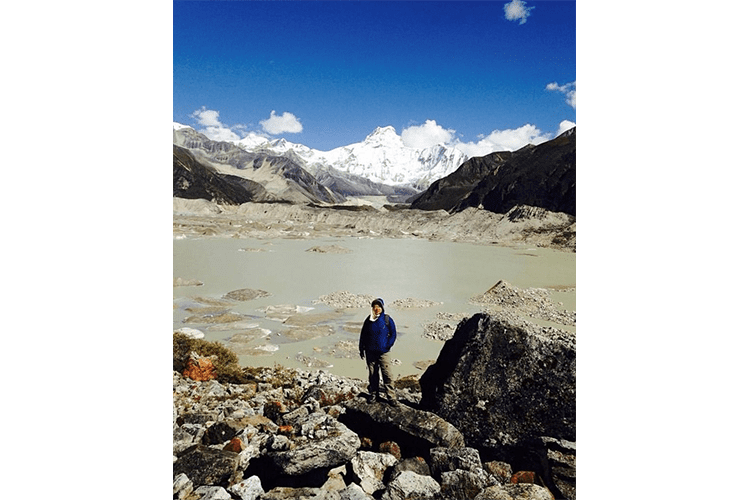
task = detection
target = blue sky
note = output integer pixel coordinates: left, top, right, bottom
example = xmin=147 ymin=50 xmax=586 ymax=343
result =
xmin=174 ymin=0 xmax=576 ymax=154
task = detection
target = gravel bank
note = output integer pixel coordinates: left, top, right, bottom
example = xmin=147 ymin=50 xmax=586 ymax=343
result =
xmin=173 ymin=199 xmax=575 ymax=251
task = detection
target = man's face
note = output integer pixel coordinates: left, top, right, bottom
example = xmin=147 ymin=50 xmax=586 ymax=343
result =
xmin=372 ymin=304 xmax=382 ymax=315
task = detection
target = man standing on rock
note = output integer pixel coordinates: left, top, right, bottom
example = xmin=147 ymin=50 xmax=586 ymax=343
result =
xmin=359 ymin=298 xmax=398 ymax=406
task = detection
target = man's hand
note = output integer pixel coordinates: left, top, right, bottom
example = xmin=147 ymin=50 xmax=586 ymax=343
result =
xmin=360 ymin=350 xmax=365 ymax=360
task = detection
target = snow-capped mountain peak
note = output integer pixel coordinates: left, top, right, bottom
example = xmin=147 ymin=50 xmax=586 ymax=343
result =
xmin=315 ymin=126 xmax=467 ymax=189
xmin=363 ymin=126 xmax=403 ymax=148
xmin=237 ymin=131 xmax=272 ymax=149
xmin=176 ymin=122 xmax=469 ymax=191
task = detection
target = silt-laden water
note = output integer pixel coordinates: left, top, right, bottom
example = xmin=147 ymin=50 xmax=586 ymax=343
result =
xmin=173 ymin=236 xmax=575 ymax=379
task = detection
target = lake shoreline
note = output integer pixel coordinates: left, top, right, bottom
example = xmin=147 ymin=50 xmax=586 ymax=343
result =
xmin=173 ymin=198 xmax=576 ymax=252
xmin=173 ymin=198 xmax=576 ymax=379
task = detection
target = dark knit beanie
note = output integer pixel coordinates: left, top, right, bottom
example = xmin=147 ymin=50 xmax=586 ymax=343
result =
xmin=371 ymin=298 xmax=385 ymax=309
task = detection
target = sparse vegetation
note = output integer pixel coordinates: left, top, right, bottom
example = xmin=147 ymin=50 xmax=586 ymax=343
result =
xmin=173 ymin=332 xmax=313 ymax=386
xmin=173 ymin=332 xmax=248 ymax=384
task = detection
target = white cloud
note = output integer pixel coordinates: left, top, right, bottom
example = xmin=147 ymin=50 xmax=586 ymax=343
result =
xmin=260 ymin=110 xmax=303 ymax=135
xmin=201 ymin=126 xmax=242 ymax=142
xmin=567 ymin=91 xmax=576 ymax=109
xmin=546 ymin=81 xmax=576 ymax=109
xmin=190 ymin=106 xmax=242 ymax=142
xmin=454 ymin=124 xmax=551 ymax=157
xmin=400 ymin=120 xmax=559 ymax=157
xmin=401 ymin=120 xmax=456 ymax=148
xmin=504 ymin=0 xmax=534 ymax=24
xmin=191 ymin=107 xmax=222 ymax=128
xmin=556 ymin=120 xmax=576 ymax=137
xmin=189 ymin=107 xmax=301 ymax=142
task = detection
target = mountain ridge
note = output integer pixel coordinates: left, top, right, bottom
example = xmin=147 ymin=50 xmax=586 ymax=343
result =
xmin=173 ymin=123 xmax=575 ymax=216
xmin=411 ymin=128 xmax=576 ymax=216
xmin=179 ymin=122 xmax=469 ymax=192
xmin=173 ymin=126 xmax=344 ymax=205
xmin=173 ymin=145 xmax=275 ymax=204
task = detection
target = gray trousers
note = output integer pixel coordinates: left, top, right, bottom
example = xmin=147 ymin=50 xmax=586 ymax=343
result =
xmin=365 ymin=350 xmax=395 ymax=399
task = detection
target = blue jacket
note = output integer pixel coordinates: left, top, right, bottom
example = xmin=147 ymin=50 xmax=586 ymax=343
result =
xmin=359 ymin=313 xmax=397 ymax=354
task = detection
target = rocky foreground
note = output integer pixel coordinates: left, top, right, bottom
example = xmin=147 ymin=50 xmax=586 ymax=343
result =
xmin=174 ymin=313 xmax=576 ymax=500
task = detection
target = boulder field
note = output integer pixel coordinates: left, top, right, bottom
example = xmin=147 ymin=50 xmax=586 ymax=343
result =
xmin=174 ymin=313 xmax=575 ymax=500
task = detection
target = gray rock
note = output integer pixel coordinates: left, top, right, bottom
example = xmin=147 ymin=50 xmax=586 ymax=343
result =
xmin=429 ymin=447 xmax=483 ymax=474
xmin=429 ymin=447 xmax=497 ymax=498
xmin=388 ymin=457 xmax=432 ymax=481
xmin=474 ymin=486 xmax=515 ymax=500
xmin=246 ymin=413 xmax=279 ymax=434
xmin=474 ymin=484 xmax=554 ymax=500
xmin=541 ymin=436 xmax=576 ymax=500
xmin=262 ymin=487 xmax=322 ymax=500
xmin=339 ymin=483 xmax=372 ymax=500
xmin=174 ymin=423 xmax=205 ymax=456
xmin=473 ymin=485 xmax=514 ymax=500
xmin=440 ymin=469 xmax=498 ymax=500
xmin=227 ymin=475 xmax=264 ymax=500
xmin=267 ymin=420 xmax=360 ymax=476
xmin=194 ymin=485 xmax=232 ymax=500
xmin=349 ymin=451 xmax=399 ymax=495
xmin=237 ymin=436 xmax=265 ymax=471
xmin=173 ymin=473 xmax=193 ymax=500
xmin=269 ymin=434 xmax=292 ymax=452
xmin=340 ymin=397 xmax=464 ymax=456
xmin=381 ymin=470 xmax=440 ymax=500
xmin=320 ymin=465 xmax=348 ymax=496
xmin=173 ymin=445 xmax=239 ymax=487
xmin=420 ymin=313 xmax=575 ymax=447
xmin=219 ymin=400 xmax=257 ymax=420
xmin=203 ymin=420 xmax=241 ymax=446
xmin=179 ymin=412 xmax=216 ymax=426
xmin=483 ymin=461 xmax=513 ymax=484
xmin=299 ymin=411 xmax=329 ymax=439
xmin=280 ymin=406 xmax=310 ymax=432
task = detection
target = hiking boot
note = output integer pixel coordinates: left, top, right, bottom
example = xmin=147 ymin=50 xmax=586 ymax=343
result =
xmin=366 ymin=393 xmax=377 ymax=403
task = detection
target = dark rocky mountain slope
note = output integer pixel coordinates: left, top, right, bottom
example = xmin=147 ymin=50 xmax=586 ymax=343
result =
xmin=411 ymin=128 xmax=575 ymax=216
xmin=173 ymin=145 xmax=275 ymax=205
xmin=312 ymin=163 xmax=419 ymax=199
xmin=173 ymin=127 xmax=344 ymax=205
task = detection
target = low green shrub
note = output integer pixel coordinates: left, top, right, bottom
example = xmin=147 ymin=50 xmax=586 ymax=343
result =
xmin=173 ymin=333 xmax=308 ymax=386
xmin=173 ymin=332 xmax=248 ymax=384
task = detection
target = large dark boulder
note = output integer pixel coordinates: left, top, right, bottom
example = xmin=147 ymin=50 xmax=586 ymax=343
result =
xmin=247 ymin=416 xmax=360 ymax=488
xmin=419 ymin=314 xmax=576 ymax=498
xmin=340 ymin=397 xmax=465 ymax=459
xmin=420 ymin=313 xmax=575 ymax=448
xmin=265 ymin=419 xmax=361 ymax=477
xmin=173 ymin=445 xmax=239 ymax=487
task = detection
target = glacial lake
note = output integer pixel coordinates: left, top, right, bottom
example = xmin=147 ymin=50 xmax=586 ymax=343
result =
xmin=173 ymin=236 xmax=576 ymax=379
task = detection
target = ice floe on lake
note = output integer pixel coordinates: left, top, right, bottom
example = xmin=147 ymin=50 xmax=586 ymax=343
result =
xmin=175 ymin=327 xmax=205 ymax=339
